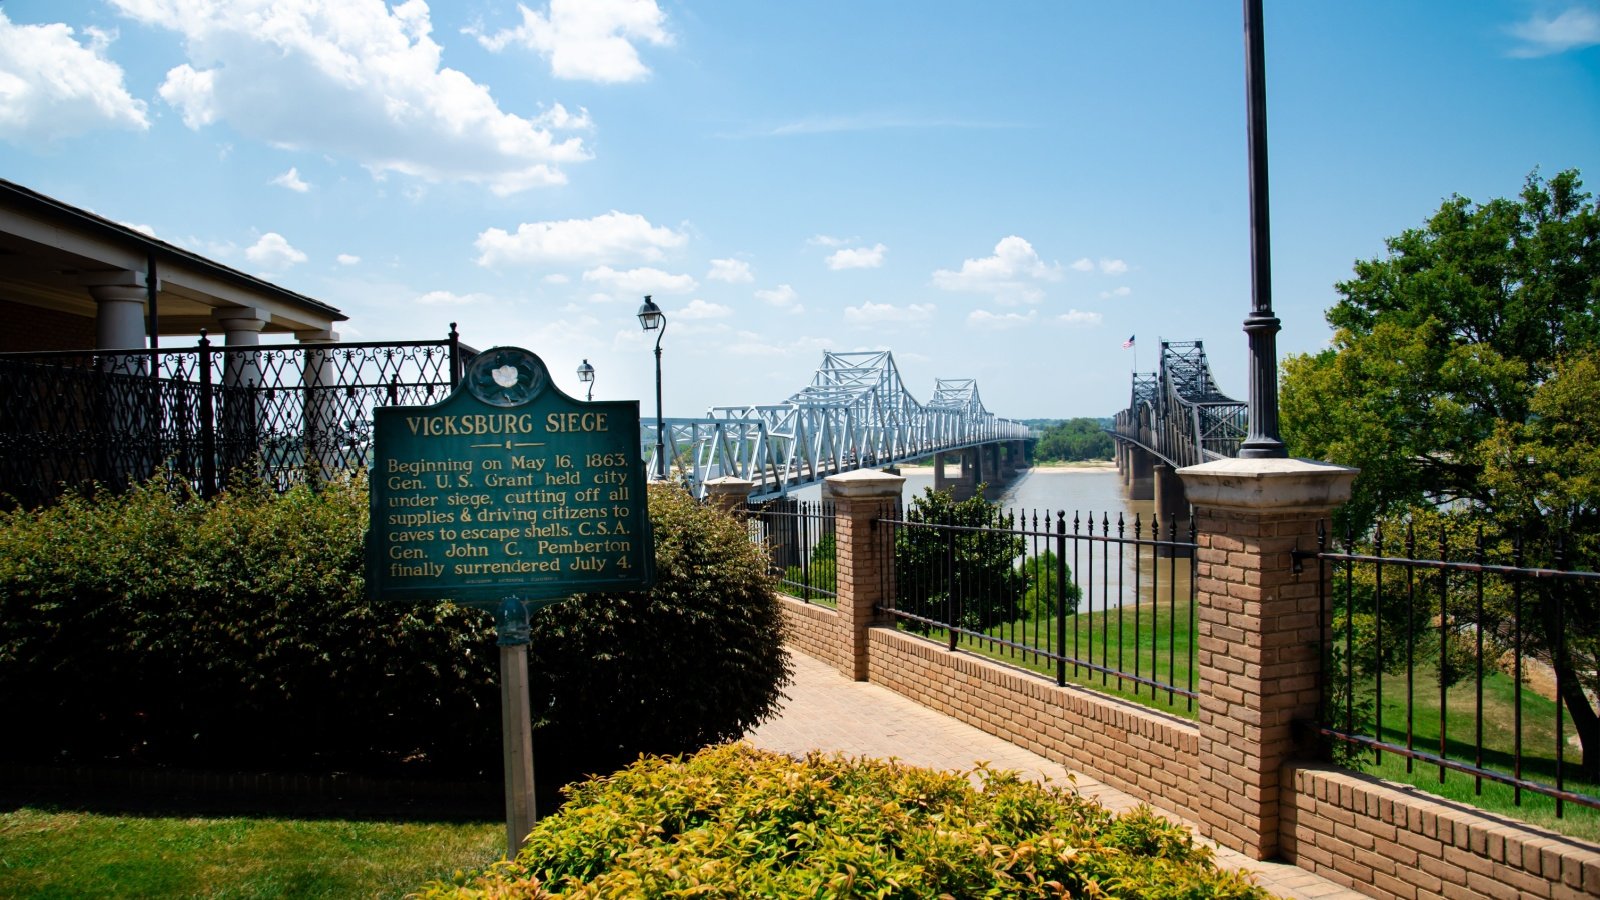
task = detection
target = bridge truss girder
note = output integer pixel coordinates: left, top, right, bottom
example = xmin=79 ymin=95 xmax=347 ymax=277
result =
xmin=642 ymin=350 xmax=1028 ymax=500
xmin=1112 ymin=340 xmax=1247 ymax=468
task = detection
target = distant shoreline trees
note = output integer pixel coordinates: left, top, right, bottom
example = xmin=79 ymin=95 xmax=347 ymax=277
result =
xmin=1031 ymin=418 xmax=1113 ymax=463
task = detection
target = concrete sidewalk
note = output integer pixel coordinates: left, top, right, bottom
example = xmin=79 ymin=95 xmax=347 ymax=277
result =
xmin=744 ymin=648 xmax=1367 ymax=900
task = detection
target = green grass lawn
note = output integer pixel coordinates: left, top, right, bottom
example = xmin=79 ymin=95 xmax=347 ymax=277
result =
xmin=0 ymin=807 xmax=502 ymax=899
xmin=1342 ymin=663 xmax=1600 ymax=842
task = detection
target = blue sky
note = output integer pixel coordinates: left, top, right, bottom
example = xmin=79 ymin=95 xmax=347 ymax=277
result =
xmin=2 ymin=1 xmax=1596 ymax=420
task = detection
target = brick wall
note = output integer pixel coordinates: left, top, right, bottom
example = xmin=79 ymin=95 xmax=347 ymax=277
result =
xmin=1283 ymin=766 xmax=1600 ymax=900
xmin=777 ymin=466 xmax=1600 ymax=900
xmin=0 ymin=298 xmax=96 ymax=352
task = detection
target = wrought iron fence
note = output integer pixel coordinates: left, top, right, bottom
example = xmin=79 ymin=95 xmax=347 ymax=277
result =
xmin=1294 ymin=520 xmax=1600 ymax=818
xmin=0 ymin=328 xmax=465 ymax=506
xmin=880 ymin=505 xmax=1197 ymax=713
xmin=747 ymin=498 xmax=837 ymax=606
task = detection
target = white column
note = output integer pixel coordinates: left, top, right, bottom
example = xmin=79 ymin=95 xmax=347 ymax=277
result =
xmin=213 ymin=307 xmax=269 ymax=388
xmin=81 ymin=270 xmax=151 ymax=376
xmin=298 ymin=328 xmax=340 ymax=480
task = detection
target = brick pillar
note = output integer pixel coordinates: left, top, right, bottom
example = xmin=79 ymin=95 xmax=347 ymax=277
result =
xmin=701 ymin=476 xmax=753 ymax=515
xmin=1177 ymin=457 xmax=1356 ymax=860
xmin=825 ymin=469 xmax=904 ymax=681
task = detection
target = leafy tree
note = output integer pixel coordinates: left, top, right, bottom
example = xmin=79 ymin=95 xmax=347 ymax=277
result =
xmin=1018 ymin=549 xmax=1082 ymax=620
xmin=1033 ymin=418 xmax=1115 ymax=463
xmin=1280 ymin=168 xmax=1600 ymax=774
xmin=894 ymin=486 xmax=1025 ymax=631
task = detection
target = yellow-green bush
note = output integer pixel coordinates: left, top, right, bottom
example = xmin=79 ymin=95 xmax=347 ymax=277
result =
xmin=420 ymin=744 xmax=1272 ymax=899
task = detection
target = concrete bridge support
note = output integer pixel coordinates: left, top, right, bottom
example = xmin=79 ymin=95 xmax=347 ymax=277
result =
xmin=1152 ymin=464 xmax=1190 ymax=556
xmin=1125 ymin=446 xmax=1154 ymax=500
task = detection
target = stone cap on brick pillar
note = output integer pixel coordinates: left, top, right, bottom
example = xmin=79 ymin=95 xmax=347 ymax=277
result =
xmin=1176 ymin=457 xmax=1357 ymax=511
xmin=702 ymin=476 xmax=754 ymax=513
xmin=823 ymin=468 xmax=905 ymax=500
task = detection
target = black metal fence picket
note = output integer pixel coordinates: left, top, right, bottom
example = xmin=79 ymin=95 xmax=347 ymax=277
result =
xmin=881 ymin=505 xmax=1198 ymax=714
xmin=747 ymin=498 xmax=837 ymax=606
xmin=0 ymin=327 xmax=465 ymax=506
xmin=1294 ymin=520 xmax=1600 ymax=818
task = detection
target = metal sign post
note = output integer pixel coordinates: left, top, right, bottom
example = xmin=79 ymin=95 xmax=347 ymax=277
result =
xmin=366 ymin=347 xmax=654 ymax=857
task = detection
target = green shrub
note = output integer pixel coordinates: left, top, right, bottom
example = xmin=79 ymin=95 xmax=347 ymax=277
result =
xmin=0 ymin=477 xmax=790 ymax=783
xmin=896 ymin=486 xmax=1026 ymax=631
xmin=0 ymin=472 xmax=497 ymax=772
xmin=418 ymin=744 xmax=1271 ymax=899
xmin=527 ymin=483 xmax=790 ymax=783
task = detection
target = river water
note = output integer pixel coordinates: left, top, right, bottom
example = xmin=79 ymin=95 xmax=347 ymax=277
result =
xmin=789 ymin=464 xmax=1192 ymax=610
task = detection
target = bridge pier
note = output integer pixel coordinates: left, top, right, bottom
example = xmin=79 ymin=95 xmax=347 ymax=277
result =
xmin=1152 ymin=463 xmax=1190 ymax=555
xmin=1125 ymin=446 xmax=1154 ymax=501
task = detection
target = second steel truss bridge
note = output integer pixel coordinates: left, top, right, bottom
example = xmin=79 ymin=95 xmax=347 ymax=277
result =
xmin=1110 ymin=340 xmax=1247 ymax=470
xmin=645 ymin=350 xmax=1028 ymax=500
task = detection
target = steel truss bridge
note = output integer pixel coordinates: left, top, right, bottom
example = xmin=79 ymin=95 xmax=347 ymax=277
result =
xmin=1110 ymin=340 xmax=1247 ymax=468
xmin=643 ymin=350 xmax=1028 ymax=501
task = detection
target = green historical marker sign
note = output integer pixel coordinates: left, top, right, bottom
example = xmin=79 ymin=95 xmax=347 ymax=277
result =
xmin=366 ymin=346 xmax=654 ymax=607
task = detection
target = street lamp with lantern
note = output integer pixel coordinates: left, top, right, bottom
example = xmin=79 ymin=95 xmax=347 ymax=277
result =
xmin=636 ymin=295 xmax=667 ymax=480
xmin=576 ymin=359 xmax=595 ymax=401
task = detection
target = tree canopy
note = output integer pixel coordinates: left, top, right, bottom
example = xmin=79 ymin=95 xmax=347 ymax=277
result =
xmin=1282 ymin=168 xmax=1600 ymax=537
xmin=1033 ymin=418 xmax=1114 ymax=463
xmin=1280 ymin=168 xmax=1600 ymax=775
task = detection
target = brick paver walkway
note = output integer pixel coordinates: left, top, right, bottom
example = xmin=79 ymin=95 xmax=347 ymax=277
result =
xmin=744 ymin=648 xmax=1367 ymax=900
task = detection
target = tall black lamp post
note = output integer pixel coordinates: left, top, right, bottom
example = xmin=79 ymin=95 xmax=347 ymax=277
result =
xmin=576 ymin=359 xmax=595 ymax=401
xmin=636 ymin=296 xmax=667 ymax=479
xmin=1238 ymin=0 xmax=1287 ymax=459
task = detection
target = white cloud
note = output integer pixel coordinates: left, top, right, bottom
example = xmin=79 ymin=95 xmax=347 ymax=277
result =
xmin=807 ymin=234 xmax=853 ymax=247
xmin=476 ymin=211 xmax=687 ymax=267
xmin=1058 ymin=309 xmax=1103 ymax=327
xmin=844 ymin=301 xmax=934 ymax=325
xmin=582 ymin=265 xmax=696 ymax=295
xmin=336 ymin=253 xmax=361 ymax=265
xmin=1099 ymin=286 xmax=1132 ymax=300
xmin=1070 ymin=257 xmax=1094 ymax=272
xmin=244 ymin=232 xmax=307 ymax=269
xmin=121 ymin=221 xmax=158 ymax=237
xmin=543 ymin=273 xmax=571 ymax=284
xmin=112 ymin=0 xmax=589 ymax=196
xmin=932 ymin=236 xmax=1063 ymax=304
xmin=417 ymin=289 xmax=489 ymax=305
xmin=533 ymin=101 xmax=594 ymax=130
xmin=271 ymin=167 xmax=310 ymax=192
xmin=678 ymin=298 xmax=732 ymax=320
xmin=1099 ymin=258 xmax=1128 ymax=275
xmin=725 ymin=331 xmax=832 ymax=358
xmin=1508 ymin=5 xmax=1600 ymax=56
xmin=0 ymin=12 xmax=149 ymax=147
xmin=472 ymin=0 xmax=672 ymax=83
xmin=967 ymin=309 xmax=1037 ymax=330
xmin=756 ymin=284 xmax=803 ymax=314
xmin=707 ymin=258 xmax=754 ymax=283
xmin=826 ymin=243 xmax=888 ymax=270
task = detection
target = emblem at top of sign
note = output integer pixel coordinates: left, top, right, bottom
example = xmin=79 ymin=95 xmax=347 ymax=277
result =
xmin=465 ymin=347 xmax=546 ymax=407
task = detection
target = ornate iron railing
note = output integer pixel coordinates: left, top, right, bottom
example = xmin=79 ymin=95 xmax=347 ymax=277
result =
xmin=0 ymin=327 xmax=465 ymax=505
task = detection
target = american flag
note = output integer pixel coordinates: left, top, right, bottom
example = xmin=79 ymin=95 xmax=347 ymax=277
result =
xmin=1122 ymin=335 xmax=1136 ymax=349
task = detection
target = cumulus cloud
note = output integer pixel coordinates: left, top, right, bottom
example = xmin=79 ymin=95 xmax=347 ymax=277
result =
xmin=582 ymin=265 xmax=696 ymax=295
xmin=756 ymin=284 xmax=803 ymax=314
xmin=1070 ymin=257 xmax=1094 ymax=272
xmin=336 ymin=253 xmax=361 ymax=265
xmin=725 ymin=331 xmax=833 ymax=358
xmin=932 ymin=236 xmax=1063 ymax=304
xmin=1058 ymin=309 xmax=1103 ymax=326
xmin=844 ymin=301 xmax=934 ymax=325
xmin=417 ymin=289 xmax=489 ymax=305
xmin=0 ymin=11 xmax=149 ymax=148
xmin=826 ymin=243 xmax=888 ymax=270
xmin=1099 ymin=286 xmax=1132 ymax=300
xmin=542 ymin=273 xmax=570 ymax=284
xmin=678 ymin=298 xmax=732 ymax=320
xmin=807 ymin=234 xmax=853 ymax=247
xmin=111 ymin=0 xmax=590 ymax=196
xmin=967 ymin=309 xmax=1037 ymax=330
xmin=472 ymin=0 xmax=672 ymax=83
xmin=476 ymin=211 xmax=687 ymax=267
xmin=271 ymin=167 xmax=310 ymax=192
xmin=1099 ymin=258 xmax=1128 ymax=275
xmin=707 ymin=258 xmax=754 ymax=283
xmin=1508 ymin=4 xmax=1600 ymax=56
xmin=244 ymin=232 xmax=307 ymax=269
